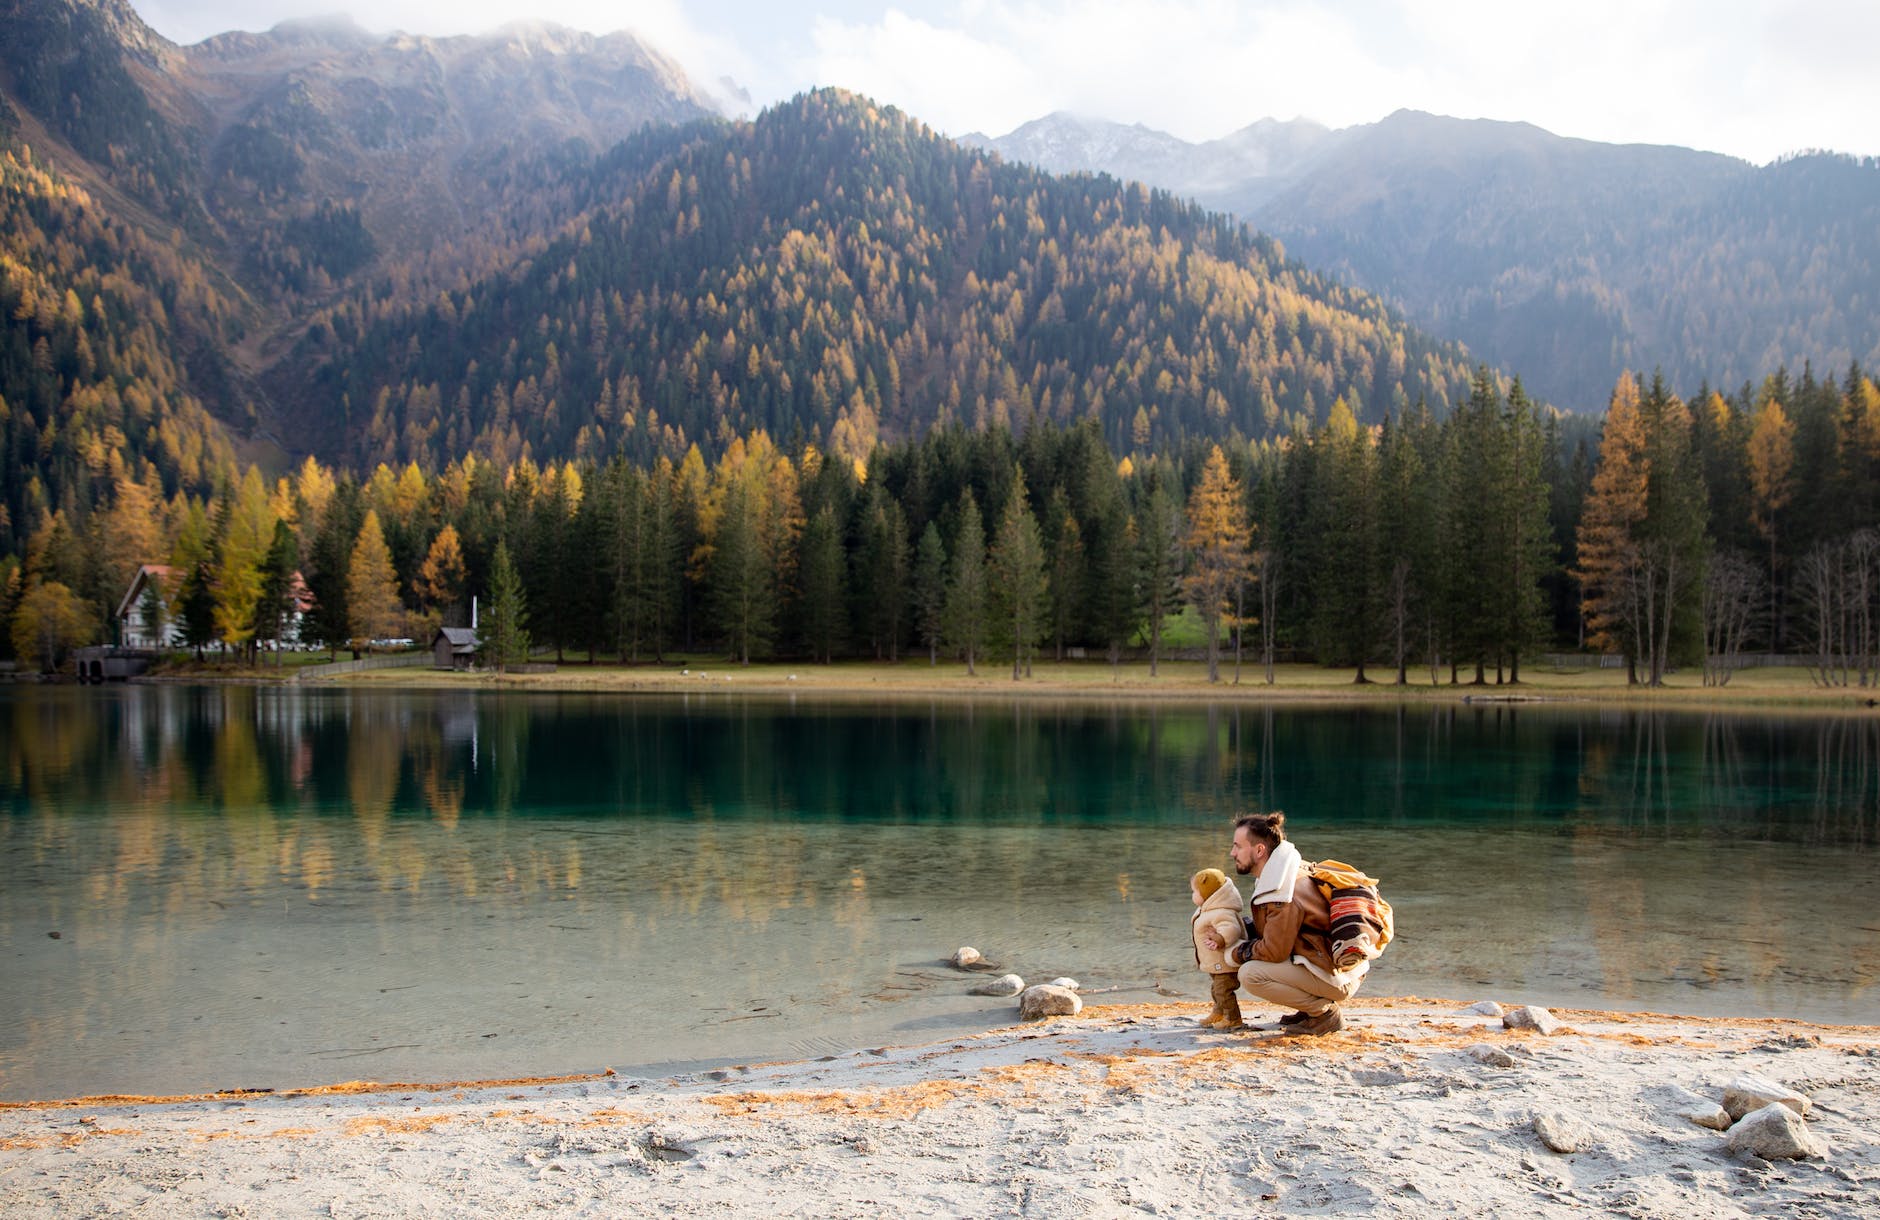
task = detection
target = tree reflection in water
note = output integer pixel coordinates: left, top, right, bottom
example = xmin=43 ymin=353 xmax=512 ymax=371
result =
xmin=1 ymin=687 xmax=1875 ymax=1099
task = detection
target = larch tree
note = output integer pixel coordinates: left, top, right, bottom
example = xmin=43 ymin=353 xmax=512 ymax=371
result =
xmin=1747 ymin=394 xmax=1796 ymax=644
xmin=1182 ymin=445 xmax=1250 ymax=683
xmin=416 ymin=523 xmax=467 ymax=622
xmin=12 ymin=581 xmax=90 ymax=672
xmin=1576 ymin=376 xmax=1651 ymax=678
xmin=347 ymin=509 xmax=404 ymax=648
xmin=214 ymin=467 xmax=275 ymax=663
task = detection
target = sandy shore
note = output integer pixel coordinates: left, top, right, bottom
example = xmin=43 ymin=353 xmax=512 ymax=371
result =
xmin=3 ymin=997 xmax=1874 ymax=1218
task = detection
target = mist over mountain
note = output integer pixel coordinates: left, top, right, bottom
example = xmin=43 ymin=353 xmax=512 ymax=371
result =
xmin=970 ymin=109 xmax=1880 ymax=409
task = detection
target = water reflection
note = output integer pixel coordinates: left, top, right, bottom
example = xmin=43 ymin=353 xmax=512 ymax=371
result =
xmin=1 ymin=688 xmax=1877 ymax=1100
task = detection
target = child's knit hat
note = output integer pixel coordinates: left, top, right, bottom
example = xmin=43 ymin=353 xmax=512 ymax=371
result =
xmin=1192 ymin=868 xmax=1228 ymax=900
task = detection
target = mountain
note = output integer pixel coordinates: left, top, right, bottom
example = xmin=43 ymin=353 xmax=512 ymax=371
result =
xmin=0 ymin=0 xmax=721 ymax=555
xmin=1 ymin=0 xmax=1482 ymax=560
xmin=970 ymin=109 xmax=1880 ymax=409
xmin=961 ymin=113 xmax=1334 ymax=206
xmin=280 ymin=89 xmax=1481 ymax=471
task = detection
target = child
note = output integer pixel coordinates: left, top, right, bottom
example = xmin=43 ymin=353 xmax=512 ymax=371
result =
xmin=1190 ymin=867 xmax=1246 ymax=1028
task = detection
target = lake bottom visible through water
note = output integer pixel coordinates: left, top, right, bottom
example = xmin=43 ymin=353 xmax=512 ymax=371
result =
xmin=3 ymin=687 xmax=1878 ymax=1100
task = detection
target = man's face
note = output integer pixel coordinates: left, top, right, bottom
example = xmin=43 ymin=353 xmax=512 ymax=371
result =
xmin=1230 ymin=827 xmax=1261 ymax=876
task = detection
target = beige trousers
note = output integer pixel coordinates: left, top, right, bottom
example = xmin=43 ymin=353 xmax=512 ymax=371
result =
xmin=1236 ymin=958 xmax=1362 ymax=1016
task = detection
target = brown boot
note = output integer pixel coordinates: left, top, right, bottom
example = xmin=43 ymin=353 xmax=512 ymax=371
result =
xmin=1282 ymin=1005 xmax=1346 ymax=1037
xmin=1205 ymin=972 xmax=1242 ymax=1029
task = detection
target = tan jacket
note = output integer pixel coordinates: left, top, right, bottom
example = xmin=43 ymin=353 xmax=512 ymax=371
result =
xmin=1239 ymin=870 xmax=1338 ymax=976
xmin=1191 ymin=878 xmax=1246 ymax=974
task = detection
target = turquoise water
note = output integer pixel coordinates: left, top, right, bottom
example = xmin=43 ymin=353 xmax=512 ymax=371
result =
xmin=2 ymin=686 xmax=1876 ymax=1100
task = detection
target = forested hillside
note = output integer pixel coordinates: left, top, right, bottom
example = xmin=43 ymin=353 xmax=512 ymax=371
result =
xmin=1 ymin=0 xmax=1483 ymax=575
xmin=290 ymin=90 xmax=1481 ymax=472
xmin=9 ymin=0 xmax=1879 ymax=685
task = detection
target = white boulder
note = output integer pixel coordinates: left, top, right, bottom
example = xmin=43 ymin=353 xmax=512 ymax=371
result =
xmin=1018 ymin=984 xmax=1082 ymax=1020
xmin=1721 ymin=1074 xmax=1811 ymax=1121
xmin=1724 ymin=1102 xmax=1829 ymax=1161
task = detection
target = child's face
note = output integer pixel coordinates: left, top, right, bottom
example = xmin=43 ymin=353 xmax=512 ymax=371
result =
xmin=1190 ymin=885 xmax=1203 ymax=907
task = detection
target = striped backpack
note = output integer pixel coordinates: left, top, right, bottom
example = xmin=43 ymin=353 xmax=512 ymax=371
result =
xmin=1306 ymin=860 xmax=1394 ymax=969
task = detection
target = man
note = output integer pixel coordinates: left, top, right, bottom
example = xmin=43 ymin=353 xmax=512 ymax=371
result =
xmin=1202 ymin=810 xmax=1365 ymax=1036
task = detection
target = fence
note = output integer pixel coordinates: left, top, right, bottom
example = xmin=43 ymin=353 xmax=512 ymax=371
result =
xmin=296 ymin=652 xmax=433 ymax=680
xmin=1542 ymin=652 xmax=1845 ymax=671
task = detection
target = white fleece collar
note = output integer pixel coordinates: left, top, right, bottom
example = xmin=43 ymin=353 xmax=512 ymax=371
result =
xmin=1251 ymin=840 xmax=1301 ymax=905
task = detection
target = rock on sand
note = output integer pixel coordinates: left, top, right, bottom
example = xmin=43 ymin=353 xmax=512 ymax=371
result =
xmin=1531 ymin=1111 xmax=1596 ymax=1154
xmin=1503 ymin=1005 xmax=1562 ymax=1035
xmin=1018 ymin=984 xmax=1081 ymax=1020
xmin=1721 ymin=1074 xmax=1811 ymax=1121
xmin=1724 ymin=1102 xmax=1829 ymax=1161
xmin=968 ymin=974 xmax=1024 ymax=997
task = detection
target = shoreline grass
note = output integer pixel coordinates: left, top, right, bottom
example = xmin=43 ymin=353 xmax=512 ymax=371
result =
xmin=249 ymin=653 xmax=1880 ymax=714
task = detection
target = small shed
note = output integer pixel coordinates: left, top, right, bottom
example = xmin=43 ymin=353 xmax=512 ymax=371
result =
xmin=432 ymin=627 xmax=479 ymax=670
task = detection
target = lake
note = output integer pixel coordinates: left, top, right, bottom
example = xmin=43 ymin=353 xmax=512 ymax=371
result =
xmin=2 ymin=684 xmax=1876 ymax=1101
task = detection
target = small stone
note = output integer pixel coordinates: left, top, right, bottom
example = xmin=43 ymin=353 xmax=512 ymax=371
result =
xmin=1047 ymin=977 xmax=1080 ymax=991
xmin=1657 ymin=1084 xmax=1731 ymax=1130
xmin=1503 ymin=1006 xmax=1562 ymax=1035
xmin=1466 ymin=1044 xmax=1518 ymax=1068
xmin=968 ymin=973 xmax=1024 ymax=997
xmin=1724 ymin=1102 xmax=1829 ymax=1161
xmin=1531 ymin=1111 xmax=1595 ymax=1154
xmin=1018 ymin=984 xmax=1082 ymax=1020
xmin=1460 ymin=1000 xmax=1504 ymax=1017
xmin=950 ymin=946 xmax=983 ymax=968
xmin=1722 ymin=1074 xmax=1810 ymax=1121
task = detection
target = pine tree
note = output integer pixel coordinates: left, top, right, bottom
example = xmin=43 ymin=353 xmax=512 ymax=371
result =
xmin=1137 ymin=477 xmax=1184 ymax=677
xmin=1305 ymin=400 xmax=1379 ymax=675
xmin=709 ymin=478 xmax=772 ymax=664
xmin=254 ymin=519 xmax=301 ymax=662
xmin=1089 ymin=498 xmax=1138 ymax=671
xmin=305 ymin=480 xmax=364 ymax=657
xmin=1042 ymin=486 xmax=1085 ymax=661
xmin=178 ymin=558 xmax=218 ymax=661
xmin=943 ymin=491 xmax=988 ymax=675
xmin=913 ymin=519 xmax=947 ymax=665
xmin=483 ymin=539 xmax=530 ymax=672
xmin=1494 ymin=379 xmax=1555 ymax=683
xmin=988 ymin=470 xmax=1048 ymax=679
xmin=1377 ymin=408 xmax=1434 ymax=683
xmin=1635 ymin=374 xmax=1709 ymax=683
xmin=799 ymin=505 xmax=847 ymax=662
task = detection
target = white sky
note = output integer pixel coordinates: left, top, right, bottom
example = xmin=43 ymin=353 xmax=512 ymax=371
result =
xmin=130 ymin=1 xmax=1880 ymax=164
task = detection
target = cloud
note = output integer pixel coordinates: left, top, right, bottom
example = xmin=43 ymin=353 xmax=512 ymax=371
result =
xmin=129 ymin=1 xmax=1880 ymax=161
xmin=802 ymin=0 xmax=1878 ymax=162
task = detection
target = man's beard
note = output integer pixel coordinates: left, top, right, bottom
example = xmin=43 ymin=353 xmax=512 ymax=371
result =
xmin=1234 ymin=861 xmax=1254 ymax=876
